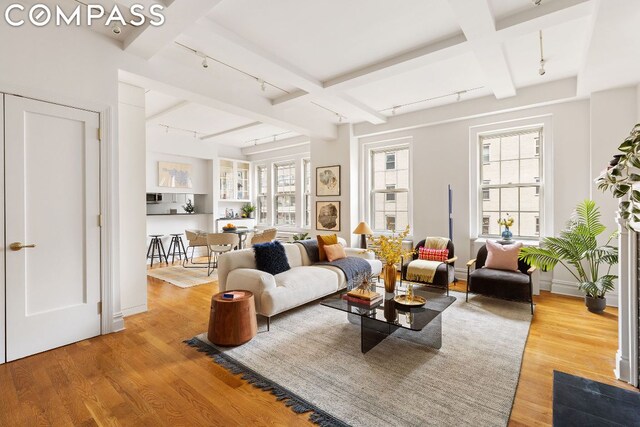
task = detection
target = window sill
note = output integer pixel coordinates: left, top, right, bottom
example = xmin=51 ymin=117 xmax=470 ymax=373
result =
xmin=473 ymin=237 xmax=540 ymax=247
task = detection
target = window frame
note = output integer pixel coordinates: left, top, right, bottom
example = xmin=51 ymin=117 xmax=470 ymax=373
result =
xmin=478 ymin=127 xmax=543 ymax=240
xmin=364 ymin=140 xmax=412 ymax=234
xmin=302 ymin=158 xmax=311 ymax=228
xmin=255 ymin=164 xmax=268 ymax=225
xmin=273 ymin=161 xmax=296 ymax=226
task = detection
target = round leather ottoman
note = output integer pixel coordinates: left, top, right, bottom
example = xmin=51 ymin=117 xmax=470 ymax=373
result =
xmin=207 ymin=290 xmax=257 ymax=346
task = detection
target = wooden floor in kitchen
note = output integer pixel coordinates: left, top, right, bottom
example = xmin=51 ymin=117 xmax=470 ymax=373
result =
xmin=0 ymin=267 xmax=636 ymax=426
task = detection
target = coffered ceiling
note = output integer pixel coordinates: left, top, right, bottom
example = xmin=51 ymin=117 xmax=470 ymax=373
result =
xmin=98 ymin=0 xmax=639 ymax=146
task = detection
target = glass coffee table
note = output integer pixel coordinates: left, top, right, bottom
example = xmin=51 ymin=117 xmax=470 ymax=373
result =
xmin=321 ymin=286 xmax=456 ymax=353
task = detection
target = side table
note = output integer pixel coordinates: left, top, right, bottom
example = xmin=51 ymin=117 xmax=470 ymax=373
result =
xmin=208 ymin=290 xmax=257 ymax=346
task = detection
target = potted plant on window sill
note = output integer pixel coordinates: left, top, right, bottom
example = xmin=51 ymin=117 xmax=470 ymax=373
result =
xmin=241 ymin=203 xmax=256 ymax=219
xmin=519 ymin=199 xmax=618 ymax=313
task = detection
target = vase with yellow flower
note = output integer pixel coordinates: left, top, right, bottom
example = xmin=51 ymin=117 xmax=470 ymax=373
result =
xmin=498 ymin=214 xmax=514 ymax=241
xmin=368 ymin=225 xmax=415 ymax=293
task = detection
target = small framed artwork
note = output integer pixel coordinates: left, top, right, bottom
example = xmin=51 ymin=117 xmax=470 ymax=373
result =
xmin=316 ymin=201 xmax=340 ymax=231
xmin=158 ymin=161 xmax=193 ymax=188
xmin=316 ymin=165 xmax=340 ymax=196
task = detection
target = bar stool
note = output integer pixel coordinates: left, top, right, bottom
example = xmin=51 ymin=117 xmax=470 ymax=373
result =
xmin=147 ymin=235 xmax=168 ymax=267
xmin=167 ymin=233 xmax=187 ymax=264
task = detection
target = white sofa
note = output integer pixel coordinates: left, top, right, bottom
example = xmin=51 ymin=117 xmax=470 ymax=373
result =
xmin=217 ymin=239 xmax=382 ymax=323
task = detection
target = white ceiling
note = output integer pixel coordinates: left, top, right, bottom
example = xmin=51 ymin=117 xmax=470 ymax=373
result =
xmin=122 ymin=0 xmax=640 ymax=148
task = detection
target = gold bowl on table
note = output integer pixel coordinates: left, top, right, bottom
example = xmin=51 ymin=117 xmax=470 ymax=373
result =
xmin=393 ymin=294 xmax=426 ymax=308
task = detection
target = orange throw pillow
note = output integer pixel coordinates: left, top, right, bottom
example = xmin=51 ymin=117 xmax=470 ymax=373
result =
xmin=324 ymin=244 xmax=347 ymax=262
xmin=317 ymin=234 xmax=338 ymax=261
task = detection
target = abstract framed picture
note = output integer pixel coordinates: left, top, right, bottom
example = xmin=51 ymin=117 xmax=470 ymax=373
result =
xmin=158 ymin=161 xmax=193 ymax=188
xmin=316 ymin=165 xmax=340 ymax=196
xmin=316 ymin=201 xmax=340 ymax=231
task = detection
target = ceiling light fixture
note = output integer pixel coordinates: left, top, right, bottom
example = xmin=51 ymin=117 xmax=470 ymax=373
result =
xmin=310 ymin=102 xmax=347 ymax=123
xmin=245 ymin=130 xmax=293 ymax=146
xmin=538 ymin=30 xmax=546 ymax=76
xmin=532 ymin=0 xmax=542 ymax=5
xmin=195 ymin=51 xmax=208 ymax=69
xmin=381 ymin=86 xmax=484 ymax=115
xmin=111 ymin=23 xmax=121 ymax=35
xmin=158 ymin=124 xmax=204 ymax=138
xmin=174 ymin=42 xmax=290 ymax=94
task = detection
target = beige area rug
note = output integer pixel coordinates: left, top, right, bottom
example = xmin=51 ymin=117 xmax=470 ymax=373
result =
xmin=147 ymin=265 xmax=217 ymax=288
xmin=186 ymin=290 xmax=532 ymax=426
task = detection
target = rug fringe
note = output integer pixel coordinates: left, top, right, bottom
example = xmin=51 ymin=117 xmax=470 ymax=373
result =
xmin=184 ymin=337 xmax=350 ymax=427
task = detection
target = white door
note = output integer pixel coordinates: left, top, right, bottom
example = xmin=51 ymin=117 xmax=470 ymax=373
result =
xmin=5 ymin=95 xmax=101 ymax=362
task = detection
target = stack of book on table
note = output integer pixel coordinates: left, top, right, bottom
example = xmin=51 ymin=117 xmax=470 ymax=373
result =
xmin=342 ymin=289 xmax=382 ymax=307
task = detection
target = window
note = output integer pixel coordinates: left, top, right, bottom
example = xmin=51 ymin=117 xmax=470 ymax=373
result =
xmin=482 ymin=143 xmax=491 ymax=164
xmin=385 ymin=215 xmax=396 ymax=231
xmin=370 ymin=145 xmax=410 ymax=232
xmin=482 ymin=216 xmax=490 ymax=235
xmin=386 ymin=184 xmax=396 ymax=201
xmin=479 ymin=127 xmax=542 ymax=239
xmin=385 ymin=153 xmax=396 ymax=170
xmin=482 ymin=180 xmax=490 ymax=201
xmin=274 ymin=162 xmax=296 ymax=226
xmin=256 ymin=165 xmax=268 ymax=224
xmin=303 ymin=159 xmax=311 ymax=227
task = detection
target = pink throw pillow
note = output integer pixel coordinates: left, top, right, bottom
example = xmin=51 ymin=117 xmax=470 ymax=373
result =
xmin=484 ymin=240 xmax=522 ymax=271
xmin=324 ymin=244 xmax=347 ymax=262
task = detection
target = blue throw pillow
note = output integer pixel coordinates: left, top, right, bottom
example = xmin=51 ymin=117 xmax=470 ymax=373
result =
xmin=253 ymin=241 xmax=291 ymax=275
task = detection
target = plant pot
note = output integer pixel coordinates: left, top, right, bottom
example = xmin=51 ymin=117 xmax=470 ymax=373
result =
xmin=383 ymin=264 xmax=397 ymax=293
xmin=585 ymin=295 xmax=606 ymax=313
xmin=501 ymin=229 xmax=513 ymax=241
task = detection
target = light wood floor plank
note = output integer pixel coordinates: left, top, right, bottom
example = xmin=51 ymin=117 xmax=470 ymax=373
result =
xmin=0 ymin=267 xmax=635 ymax=426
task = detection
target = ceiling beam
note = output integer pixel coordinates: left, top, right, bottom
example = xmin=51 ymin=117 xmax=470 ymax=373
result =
xmin=123 ymin=0 xmax=223 ymax=59
xmin=447 ymin=0 xmax=516 ymax=99
xmin=495 ymin=0 xmax=594 ymax=36
xmin=145 ymin=100 xmax=189 ymax=122
xmin=200 ymin=121 xmax=262 ymax=141
xmin=183 ymin=19 xmax=387 ymax=125
xmin=241 ymin=135 xmax=310 ymax=156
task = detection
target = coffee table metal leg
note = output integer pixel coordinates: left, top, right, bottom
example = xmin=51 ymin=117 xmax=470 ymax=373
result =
xmin=360 ymin=316 xmax=399 ymax=353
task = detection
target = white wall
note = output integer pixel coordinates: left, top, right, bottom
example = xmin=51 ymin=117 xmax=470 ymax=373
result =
xmin=118 ymin=83 xmax=148 ymax=317
xmin=146 ymin=152 xmax=212 ymax=195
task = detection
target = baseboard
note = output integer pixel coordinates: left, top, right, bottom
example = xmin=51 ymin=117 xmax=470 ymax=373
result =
xmin=551 ymin=280 xmax=618 ymax=307
xmin=540 ymin=278 xmax=552 ymax=291
xmin=615 ymin=350 xmax=631 ymax=383
xmin=122 ymin=303 xmax=148 ymax=317
xmin=111 ymin=311 xmax=125 ymax=332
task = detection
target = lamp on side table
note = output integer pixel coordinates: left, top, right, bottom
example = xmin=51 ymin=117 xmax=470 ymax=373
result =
xmin=353 ymin=221 xmax=373 ymax=249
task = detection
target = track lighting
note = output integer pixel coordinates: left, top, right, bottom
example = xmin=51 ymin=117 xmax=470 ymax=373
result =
xmin=195 ymin=51 xmax=208 ymax=69
xmin=538 ymin=60 xmax=546 ymax=76
xmin=532 ymin=0 xmax=542 ymax=5
xmin=202 ymin=57 xmax=208 ymax=69
xmin=111 ymin=23 xmax=121 ymax=34
xmin=258 ymin=79 xmax=266 ymax=91
xmin=391 ymin=106 xmax=397 ymax=115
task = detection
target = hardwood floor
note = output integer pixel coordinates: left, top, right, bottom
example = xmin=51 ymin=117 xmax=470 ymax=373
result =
xmin=0 ymin=267 xmax=635 ymax=426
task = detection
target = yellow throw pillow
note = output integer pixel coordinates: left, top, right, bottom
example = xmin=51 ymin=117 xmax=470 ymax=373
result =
xmin=317 ymin=234 xmax=338 ymax=261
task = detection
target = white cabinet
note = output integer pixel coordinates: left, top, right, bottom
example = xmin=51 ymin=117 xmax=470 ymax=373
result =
xmin=219 ymin=159 xmax=251 ymax=201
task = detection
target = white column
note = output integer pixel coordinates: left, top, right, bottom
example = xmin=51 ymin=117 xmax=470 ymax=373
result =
xmin=615 ymin=211 xmax=639 ymax=386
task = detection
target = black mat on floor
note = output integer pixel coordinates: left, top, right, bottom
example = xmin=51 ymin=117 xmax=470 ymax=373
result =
xmin=553 ymin=370 xmax=640 ymax=426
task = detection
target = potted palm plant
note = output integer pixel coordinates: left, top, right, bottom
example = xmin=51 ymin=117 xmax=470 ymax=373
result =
xmin=519 ymin=200 xmax=618 ymax=313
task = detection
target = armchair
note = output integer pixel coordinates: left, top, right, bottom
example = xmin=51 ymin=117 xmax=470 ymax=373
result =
xmin=466 ymin=244 xmax=535 ymax=314
xmin=401 ymin=239 xmax=457 ymax=295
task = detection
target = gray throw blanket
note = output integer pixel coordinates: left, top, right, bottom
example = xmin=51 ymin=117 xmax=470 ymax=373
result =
xmin=295 ymin=240 xmax=371 ymax=289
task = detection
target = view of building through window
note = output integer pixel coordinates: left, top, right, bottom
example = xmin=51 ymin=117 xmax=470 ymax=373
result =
xmin=479 ymin=128 xmax=542 ymax=238
xmin=274 ymin=162 xmax=296 ymax=225
xmin=371 ymin=146 xmax=410 ymax=232
xmin=256 ymin=165 xmax=267 ymax=224
xmin=303 ymin=159 xmax=311 ymax=227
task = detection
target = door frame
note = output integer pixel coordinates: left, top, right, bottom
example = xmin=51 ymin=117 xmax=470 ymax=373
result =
xmin=0 ymin=86 xmax=122 ymax=338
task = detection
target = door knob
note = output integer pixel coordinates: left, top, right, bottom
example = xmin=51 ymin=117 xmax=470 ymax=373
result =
xmin=10 ymin=242 xmax=36 ymax=251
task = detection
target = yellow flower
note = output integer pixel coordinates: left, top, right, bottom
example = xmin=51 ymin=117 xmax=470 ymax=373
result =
xmin=367 ymin=225 xmax=415 ymax=266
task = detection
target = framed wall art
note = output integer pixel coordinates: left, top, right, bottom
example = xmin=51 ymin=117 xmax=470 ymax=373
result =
xmin=316 ymin=165 xmax=340 ymax=196
xmin=316 ymin=201 xmax=340 ymax=231
xmin=158 ymin=161 xmax=193 ymax=189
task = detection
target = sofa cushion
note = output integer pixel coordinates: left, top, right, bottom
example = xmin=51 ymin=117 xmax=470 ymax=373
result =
xmin=324 ymin=244 xmax=347 ymax=262
xmin=254 ymin=241 xmax=290 ymax=275
xmin=469 ymin=268 xmax=530 ymax=301
xmin=260 ymin=267 xmax=339 ymax=316
xmin=317 ymin=234 xmax=338 ymax=261
xmin=485 ymin=240 xmax=522 ymax=271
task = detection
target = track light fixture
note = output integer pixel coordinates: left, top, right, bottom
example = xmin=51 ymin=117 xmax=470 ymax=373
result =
xmin=202 ymin=57 xmax=208 ymax=69
xmin=257 ymin=78 xmax=266 ymax=91
xmin=381 ymin=86 xmax=484 ymax=115
xmin=111 ymin=23 xmax=121 ymax=34
xmin=391 ymin=106 xmax=397 ymax=115
xmin=538 ymin=31 xmax=546 ymax=76
xmin=532 ymin=0 xmax=542 ymax=5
